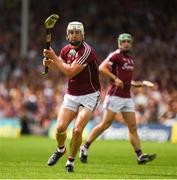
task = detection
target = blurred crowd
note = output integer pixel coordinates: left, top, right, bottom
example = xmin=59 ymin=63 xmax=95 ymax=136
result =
xmin=0 ymin=0 xmax=176 ymax=135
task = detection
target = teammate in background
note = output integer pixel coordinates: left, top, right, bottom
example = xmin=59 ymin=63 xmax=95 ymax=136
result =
xmin=80 ymin=33 xmax=156 ymax=165
xmin=43 ymin=21 xmax=100 ymax=172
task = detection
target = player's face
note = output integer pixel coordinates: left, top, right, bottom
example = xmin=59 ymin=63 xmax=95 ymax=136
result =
xmin=119 ymin=40 xmax=132 ymax=52
xmin=67 ymin=30 xmax=84 ymax=46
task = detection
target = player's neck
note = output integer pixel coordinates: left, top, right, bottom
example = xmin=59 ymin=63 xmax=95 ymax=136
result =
xmin=120 ymin=50 xmax=131 ymax=55
xmin=70 ymin=43 xmax=82 ymax=49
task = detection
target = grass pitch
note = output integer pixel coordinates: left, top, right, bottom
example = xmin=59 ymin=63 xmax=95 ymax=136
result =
xmin=0 ymin=136 xmax=177 ymax=179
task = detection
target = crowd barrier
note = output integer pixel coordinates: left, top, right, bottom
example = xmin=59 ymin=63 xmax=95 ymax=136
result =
xmin=100 ymin=122 xmax=172 ymax=142
xmin=0 ymin=118 xmax=21 ymax=137
xmin=0 ymin=118 xmax=177 ymax=143
xmin=48 ymin=120 xmax=177 ymax=143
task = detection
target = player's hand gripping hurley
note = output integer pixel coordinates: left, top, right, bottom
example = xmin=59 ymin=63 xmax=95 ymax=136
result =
xmin=41 ymin=14 xmax=59 ymax=75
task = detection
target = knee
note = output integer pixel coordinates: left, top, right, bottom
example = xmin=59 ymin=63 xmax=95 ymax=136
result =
xmin=128 ymin=124 xmax=137 ymax=134
xmin=73 ymin=128 xmax=83 ymax=137
xmin=56 ymin=125 xmax=66 ymax=135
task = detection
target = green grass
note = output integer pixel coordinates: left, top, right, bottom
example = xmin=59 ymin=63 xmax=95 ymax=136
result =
xmin=0 ymin=136 xmax=177 ymax=179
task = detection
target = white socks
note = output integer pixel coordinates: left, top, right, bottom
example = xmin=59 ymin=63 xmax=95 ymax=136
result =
xmin=57 ymin=146 xmax=65 ymax=153
xmin=66 ymin=159 xmax=74 ymax=166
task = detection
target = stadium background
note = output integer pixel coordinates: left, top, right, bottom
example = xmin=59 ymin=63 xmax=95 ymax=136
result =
xmin=0 ymin=0 xmax=177 ymax=141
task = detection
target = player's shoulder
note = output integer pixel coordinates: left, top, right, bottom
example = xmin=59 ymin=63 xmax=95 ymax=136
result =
xmin=106 ymin=49 xmax=120 ymax=60
xmin=80 ymin=41 xmax=95 ymax=55
xmin=81 ymin=42 xmax=92 ymax=51
xmin=126 ymin=53 xmax=133 ymax=59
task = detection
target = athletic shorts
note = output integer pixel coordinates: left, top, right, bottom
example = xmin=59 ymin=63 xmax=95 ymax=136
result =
xmin=103 ymin=95 xmax=135 ymax=113
xmin=62 ymin=91 xmax=100 ymax=112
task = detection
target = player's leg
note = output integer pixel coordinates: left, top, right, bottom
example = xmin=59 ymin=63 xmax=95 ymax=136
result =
xmin=80 ymin=95 xmax=121 ymax=163
xmin=122 ymin=111 xmax=156 ymax=164
xmin=65 ymin=91 xmax=100 ymax=172
xmin=66 ymin=107 xmax=93 ymax=172
xmin=47 ymin=107 xmax=77 ymax=166
xmin=48 ymin=94 xmax=79 ymax=166
xmin=122 ymin=112 xmax=141 ymax=150
xmin=55 ymin=107 xmax=77 ymax=147
xmin=86 ymin=109 xmax=115 ymax=145
xmin=80 ymin=109 xmax=115 ymax=163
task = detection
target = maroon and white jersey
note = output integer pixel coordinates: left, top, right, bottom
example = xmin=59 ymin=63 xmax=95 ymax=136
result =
xmin=106 ymin=49 xmax=134 ymax=98
xmin=59 ymin=42 xmax=100 ymax=95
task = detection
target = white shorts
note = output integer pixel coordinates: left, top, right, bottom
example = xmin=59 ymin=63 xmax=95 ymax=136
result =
xmin=103 ymin=95 xmax=135 ymax=113
xmin=62 ymin=91 xmax=100 ymax=112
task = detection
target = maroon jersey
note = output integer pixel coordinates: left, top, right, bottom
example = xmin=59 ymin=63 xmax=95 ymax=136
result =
xmin=106 ymin=49 xmax=134 ymax=98
xmin=59 ymin=42 xmax=100 ymax=95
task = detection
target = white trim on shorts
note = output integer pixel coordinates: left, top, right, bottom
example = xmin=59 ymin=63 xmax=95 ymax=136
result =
xmin=62 ymin=91 xmax=100 ymax=112
xmin=103 ymin=95 xmax=135 ymax=113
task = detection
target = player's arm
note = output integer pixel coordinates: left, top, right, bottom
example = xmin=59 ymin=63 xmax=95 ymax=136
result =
xmin=43 ymin=48 xmax=85 ymax=78
xmin=99 ymin=59 xmax=123 ymax=88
